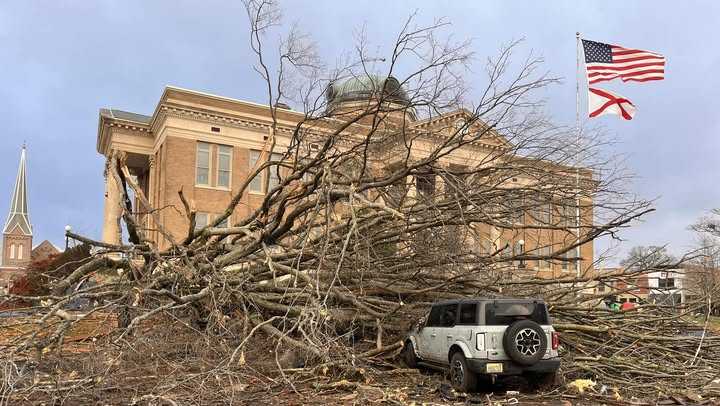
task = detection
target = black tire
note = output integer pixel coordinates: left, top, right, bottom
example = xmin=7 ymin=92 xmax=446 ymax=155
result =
xmin=503 ymin=319 xmax=547 ymax=366
xmin=402 ymin=340 xmax=419 ymax=368
xmin=449 ymin=352 xmax=477 ymax=393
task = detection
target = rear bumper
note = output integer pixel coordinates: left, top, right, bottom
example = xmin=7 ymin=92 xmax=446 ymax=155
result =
xmin=466 ymin=358 xmax=560 ymax=375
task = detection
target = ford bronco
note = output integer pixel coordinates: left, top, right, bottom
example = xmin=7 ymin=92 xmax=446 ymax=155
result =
xmin=402 ymin=298 xmax=560 ymax=392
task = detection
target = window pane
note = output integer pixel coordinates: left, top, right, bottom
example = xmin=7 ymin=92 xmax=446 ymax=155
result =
xmin=198 ymin=151 xmax=210 ymax=167
xmin=458 ymin=303 xmax=478 ymax=325
xmin=196 ymin=143 xmax=210 ymax=185
xmin=439 ymin=304 xmax=458 ymax=327
xmin=268 ymin=153 xmax=283 ymax=190
xmin=268 ymin=168 xmax=280 ymax=189
xmin=217 ymin=217 xmax=229 ymax=228
xmin=249 ymin=150 xmax=263 ymax=192
xmin=17 ymin=244 xmax=22 ymax=260
xmin=501 ymin=243 xmax=511 ymax=258
xmin=562 ymin=249 xmax=573 ymax=271
xmin=540 ymin=246 xmax=551 ymax=269
xmin=218 ymin=171 xmax=230 ymax=188
xmin=249 ymin=150 xmax=260 ymax=166
xmin=427 ymin=306 xmax=443 ymax=327
xmin=219 ymin=145 xmax=232 ymax=157
xmin=218 ymin=152 xmax=231 ymax=170
xmin=197 ymin=168 xmax=209 ymax=185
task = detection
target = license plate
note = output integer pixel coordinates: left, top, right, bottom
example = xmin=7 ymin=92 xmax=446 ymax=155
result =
xmin=486 ymin=363 xmax=503 ymax=373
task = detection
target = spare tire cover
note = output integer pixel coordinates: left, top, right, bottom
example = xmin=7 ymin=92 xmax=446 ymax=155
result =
xmin=502 ymin=319 xmax=547 ymax=366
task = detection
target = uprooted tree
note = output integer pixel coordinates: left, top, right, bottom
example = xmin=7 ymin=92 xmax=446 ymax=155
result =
xmin=2 ymin=1 xmax=718 ymax=403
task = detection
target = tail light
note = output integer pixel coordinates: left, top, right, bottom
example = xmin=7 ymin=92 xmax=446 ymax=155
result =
xmin=551 ymin=332 xmax=560 ymax=350
xmin=475 ymin=333 xmax=485 ymax=351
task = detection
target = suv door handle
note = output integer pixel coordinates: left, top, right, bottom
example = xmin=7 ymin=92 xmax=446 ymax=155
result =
xmin=430 ymin=334 xmax=437 ymax=337
xmin=446 ymin=335 xmax=453 ymax=339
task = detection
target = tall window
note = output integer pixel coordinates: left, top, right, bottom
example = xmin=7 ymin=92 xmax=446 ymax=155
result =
xmin=561 ymin=249 xmax=575 ymax=272
xmin=9 ymin=243 xmax=15 ymax=259
xmin=196 ymin=142 xmax=211 ymax=186
xmin=17 ymin=244 xmax=23 ymax=260
xmin=268 ymin=152 xmax=283 ymax=190
xmin=444 ymin=165 xmax=467 ymax=200
xmin=514 ymin=241 xmax=525 ymax=267
xmin=416 ymin=172 xmax=436 ymax=197
xmin=536 ymin=246 xmax=551 ymax=269
xmin=217 ymin=145 xmax=232 ymax=188
xmin=249 ymin=150 xmax=263 ymax=192
xmin=509 ymin=192 xmax=524 ymax=225
xmin=501 ymin=243 xmax=512 ymax=258
xmin=533 ymin=194 xmax=552 ymax=225
xmin=562 ymin=201 xmax=576 ymax=228
xmin=249 ymin=150 xmax=283 ymax=193
xmin=195 ymin=212 xmax=209 ymax=232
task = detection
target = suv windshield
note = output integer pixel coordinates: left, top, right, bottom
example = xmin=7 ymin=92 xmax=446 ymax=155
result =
xmin=485 ymin=302 xmax=549 ymax=325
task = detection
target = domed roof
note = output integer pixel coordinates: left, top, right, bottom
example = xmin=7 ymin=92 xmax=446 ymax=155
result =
xmin=326 ymin=75 xmax=410 ymax=106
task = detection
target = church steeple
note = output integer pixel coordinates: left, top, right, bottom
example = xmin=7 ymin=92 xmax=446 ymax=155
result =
xmin=3 ymin=146 xmax=31 ymax=236
xmin=1 ymin=146 xmax=33 ymax=270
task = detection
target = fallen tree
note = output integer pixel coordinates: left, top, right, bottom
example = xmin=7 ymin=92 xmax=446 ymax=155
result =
xmin=2 ymin=2 xmax=718 ymax=404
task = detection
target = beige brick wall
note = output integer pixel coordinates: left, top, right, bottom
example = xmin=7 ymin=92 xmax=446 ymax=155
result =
xmin=153 ymin=135 xmax=269 ymax=249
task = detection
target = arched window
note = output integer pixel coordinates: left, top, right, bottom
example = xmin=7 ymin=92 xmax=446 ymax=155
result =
xmin=17 ymin=244 xmax=23 ymax=260
xmin=10 ymin=243 xmax=16 ymax=259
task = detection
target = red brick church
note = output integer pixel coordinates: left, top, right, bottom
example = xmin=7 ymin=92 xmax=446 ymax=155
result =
xmin=0 ymin=147 xmax=59 ymax=292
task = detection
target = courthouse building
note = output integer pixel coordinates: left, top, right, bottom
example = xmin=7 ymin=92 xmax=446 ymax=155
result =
xmin=96 ymin=80 xmax=593 ymax=278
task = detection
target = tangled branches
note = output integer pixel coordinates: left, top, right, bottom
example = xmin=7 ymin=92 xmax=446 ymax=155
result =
xmin=1 ymin=3 xmax=717 ymax=404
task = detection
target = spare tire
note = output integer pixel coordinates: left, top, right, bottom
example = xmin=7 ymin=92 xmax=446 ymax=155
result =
xmin=503 ymin=319 xmax=547 ymax=366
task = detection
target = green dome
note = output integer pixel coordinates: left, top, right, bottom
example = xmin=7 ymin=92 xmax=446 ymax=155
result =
xmin=326 ymin=75 xmax=410 ymax=106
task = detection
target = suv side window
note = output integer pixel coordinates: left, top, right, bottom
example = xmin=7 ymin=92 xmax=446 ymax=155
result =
xmin=457 ymin=303 xmax=478 ymax=325
xmin=438 ymin=304 xmax=458 ymax=327
xmin=426 ymin=305 xmax=443 ymax=327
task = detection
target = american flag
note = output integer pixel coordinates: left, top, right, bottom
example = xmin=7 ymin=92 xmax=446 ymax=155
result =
xmin=582 ymin=39 xmax=665 ymax=84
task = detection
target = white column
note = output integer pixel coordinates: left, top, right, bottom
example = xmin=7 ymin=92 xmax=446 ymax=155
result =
xmin=102 ymin=159 xmax=123 ymax=245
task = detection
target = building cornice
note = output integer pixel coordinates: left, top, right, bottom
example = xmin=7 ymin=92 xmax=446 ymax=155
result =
xmin=97 ymin=114 xmax=153 ymax=156
xmin=96 ymin=86 xmax=510 ymax=160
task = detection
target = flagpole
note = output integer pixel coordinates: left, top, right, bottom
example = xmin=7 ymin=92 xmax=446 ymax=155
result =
xmin=575 ymin=32 xmax=582 ymax=278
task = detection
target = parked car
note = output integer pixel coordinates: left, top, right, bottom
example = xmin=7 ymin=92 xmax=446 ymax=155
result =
xmin=402 ymin=298 xmax=561 ymax=392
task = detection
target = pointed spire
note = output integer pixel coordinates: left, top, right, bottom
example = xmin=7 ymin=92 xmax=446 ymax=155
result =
xmin=3 ymin=146 xmax=31 ymax=235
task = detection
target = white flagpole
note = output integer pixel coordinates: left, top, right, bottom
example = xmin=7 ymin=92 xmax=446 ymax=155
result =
xmin=575 ymin=32 xmax=582 ymax=278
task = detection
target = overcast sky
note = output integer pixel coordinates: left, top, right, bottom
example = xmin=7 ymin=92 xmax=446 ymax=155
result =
xmin=0 ymin=1 xmax=718 ymax=263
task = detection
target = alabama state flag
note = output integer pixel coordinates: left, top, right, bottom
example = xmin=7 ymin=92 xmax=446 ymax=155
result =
xmin=588 ymin=87 xmax=636 ymax=120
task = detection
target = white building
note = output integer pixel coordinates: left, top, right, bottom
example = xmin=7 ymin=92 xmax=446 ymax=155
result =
xmin=647 ymin=269 xmax=685 ymax=306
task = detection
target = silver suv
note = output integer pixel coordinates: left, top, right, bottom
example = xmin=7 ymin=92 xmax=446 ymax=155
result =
xmin=402 ymin=298 xmax=560 ymax=392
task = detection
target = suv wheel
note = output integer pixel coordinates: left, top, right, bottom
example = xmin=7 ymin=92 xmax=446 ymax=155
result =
xmin=503 ymin=319 xmax=547 ymax=366
xmin=449 ymin=352 xmax=477 ymax=393
xmin=402 ymin=340 xmax=419 ymax=368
